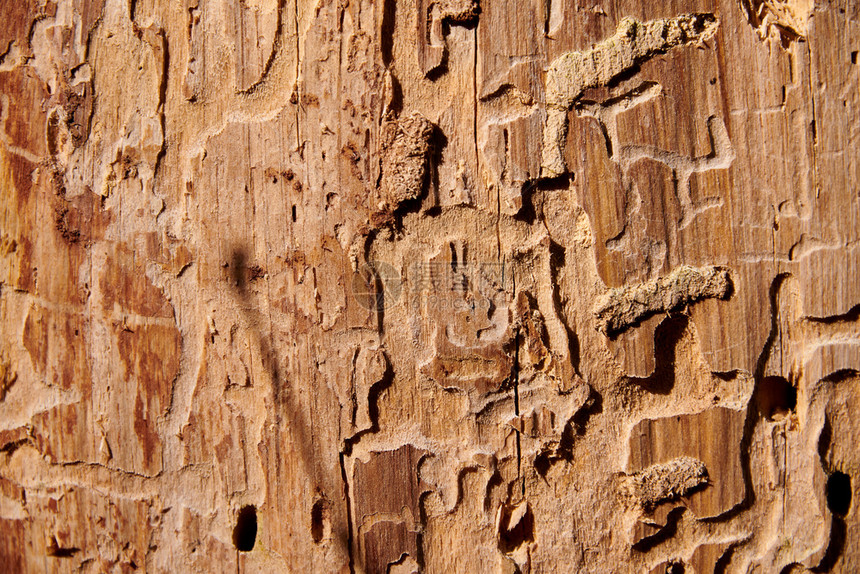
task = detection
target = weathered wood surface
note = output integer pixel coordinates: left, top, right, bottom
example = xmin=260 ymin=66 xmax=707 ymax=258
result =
xmin=0 ymin=0 xmax=858 ymax=572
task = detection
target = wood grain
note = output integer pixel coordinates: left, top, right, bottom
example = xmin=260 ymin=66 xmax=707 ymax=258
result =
xmin=0 ymin=0 xmax=858 ymax=572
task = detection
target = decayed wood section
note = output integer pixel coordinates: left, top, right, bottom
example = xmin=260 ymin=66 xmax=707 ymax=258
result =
xmin=0 ymin=0 xmax=858 ymax=572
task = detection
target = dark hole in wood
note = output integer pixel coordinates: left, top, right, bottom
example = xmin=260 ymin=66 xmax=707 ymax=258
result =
xmin=233 ymin=505 xmax=257 ymax=552
xmin=46 ymin=538 xmax=80 ymax=558
xmin=292 ymin=205 xmax=297 ymax=222
xmin=497 ymin=503 xmax=534 ymax=554
xmin=757 ymin=376 xmax=796 ymax=420
xmin=827 ymin=471 xmax=852 ymax=516
xmin=230 ymin=248 xmax=248 ymax=289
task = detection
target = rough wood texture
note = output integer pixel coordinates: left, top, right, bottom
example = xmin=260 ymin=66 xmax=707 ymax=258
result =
xmin=0 ymin=0 xmax=858 ymax=572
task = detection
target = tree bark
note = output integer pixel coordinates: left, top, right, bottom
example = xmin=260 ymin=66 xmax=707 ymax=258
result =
xmin=0 ymin=0 xmax=858 ymax=572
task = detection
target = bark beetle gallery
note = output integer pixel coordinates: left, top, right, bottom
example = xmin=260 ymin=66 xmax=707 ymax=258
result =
xmin=0 ymin=0 xmax=858 ymax=572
